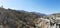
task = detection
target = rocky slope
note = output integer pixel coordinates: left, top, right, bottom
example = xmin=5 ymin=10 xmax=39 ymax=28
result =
xmin=0 ymin=7 xmax=47 ymax=28
xmin=1 ymin=7 xmax=60 ymax=28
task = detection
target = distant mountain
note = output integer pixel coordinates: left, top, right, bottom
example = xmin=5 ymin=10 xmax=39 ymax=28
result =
xmin=30 ymin=12 xmax=46 ymax=16
xmin=16 ymin=10 xmax=46 ymax=17
xmin=16 ymin=10 xmax=26 ymax=12
xmin=51 ymin=13 xmax=60 ymax=15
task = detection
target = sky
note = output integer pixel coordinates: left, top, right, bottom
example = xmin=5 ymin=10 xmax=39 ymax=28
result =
xmin=0 ymin=0 xmax=60 ymax=14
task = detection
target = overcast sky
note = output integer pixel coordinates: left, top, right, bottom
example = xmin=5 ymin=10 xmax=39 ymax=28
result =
xmin=0 ymin=0 xmax=60 ymax=14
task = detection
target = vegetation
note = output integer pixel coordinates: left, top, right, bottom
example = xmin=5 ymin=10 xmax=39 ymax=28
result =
xmin=0 ymin=7 xmax=44 ymax=28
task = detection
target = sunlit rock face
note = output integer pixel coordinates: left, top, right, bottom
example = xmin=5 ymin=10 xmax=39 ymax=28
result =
xmin=42 ymin=13 xmax=60 ymax=28
xmin=35 ymin=18 xmax=50 ymax=28
xmin=48 ymin=13 xmax=60 ymax=24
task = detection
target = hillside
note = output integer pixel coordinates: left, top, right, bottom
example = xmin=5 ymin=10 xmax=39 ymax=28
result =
xmin=0 ymin=7 xmax=47 ymax=28
xmin=1 ymin=7 xmax=60 ymax=28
